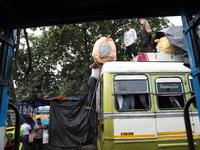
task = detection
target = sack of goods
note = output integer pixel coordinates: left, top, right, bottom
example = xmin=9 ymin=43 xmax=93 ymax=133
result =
xmin=155 ymin=36 xmax=176 ymax=54
xmin=92 ymin=35 xmax=116 ymax=64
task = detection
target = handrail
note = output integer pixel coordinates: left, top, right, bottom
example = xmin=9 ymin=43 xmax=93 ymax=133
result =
xmin=183 ymin=95 xmax=196 ymax=150
xmin=8 ymin=102 xmax=21 ymax=150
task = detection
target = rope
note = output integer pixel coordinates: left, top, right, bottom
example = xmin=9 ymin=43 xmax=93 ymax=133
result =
xmin=79 ymin=63 xmax=101 ymax=149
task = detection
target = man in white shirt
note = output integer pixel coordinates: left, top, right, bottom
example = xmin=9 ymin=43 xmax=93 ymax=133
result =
xmin=123 ymin=24 xmax=138 ymax=61
xmin=21 ymin=119 xmax=31 ymax=150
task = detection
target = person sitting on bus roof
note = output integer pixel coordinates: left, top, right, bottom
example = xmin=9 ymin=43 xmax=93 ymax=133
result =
xmin=118 ymin=95 xmax=135 ymax=110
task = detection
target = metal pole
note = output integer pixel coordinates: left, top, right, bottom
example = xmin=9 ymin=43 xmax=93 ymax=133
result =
xmin=9 ymin=102 xmax=21 ymax=150
xmin=183 ymin=95 xmax=196 ymax=150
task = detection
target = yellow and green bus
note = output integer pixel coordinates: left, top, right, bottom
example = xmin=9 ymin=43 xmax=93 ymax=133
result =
xmin=96 ymin=53 xmax=200 ymax=150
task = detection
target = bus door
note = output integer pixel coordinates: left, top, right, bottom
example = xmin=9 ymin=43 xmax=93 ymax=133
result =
xmin=154 ymin=77 xmax=189 ymax=139
xmin=188 ymin=75 xmax=200 ymax=137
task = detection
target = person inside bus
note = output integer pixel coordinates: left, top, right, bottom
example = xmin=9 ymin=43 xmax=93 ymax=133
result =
xmin=117 ymin=95 xmax=135 ymax=110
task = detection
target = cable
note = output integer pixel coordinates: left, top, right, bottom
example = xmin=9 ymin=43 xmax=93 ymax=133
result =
xmin=15 ymin=27 xmax=32 ymax=75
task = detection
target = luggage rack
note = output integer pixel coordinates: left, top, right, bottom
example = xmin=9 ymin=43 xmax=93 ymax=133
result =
xmin=136 ymin=53 xmax=184 ymax=62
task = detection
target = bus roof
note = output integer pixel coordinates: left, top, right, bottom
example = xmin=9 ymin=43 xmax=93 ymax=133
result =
xmin=101 ymin=61 xmax=191 ymax=74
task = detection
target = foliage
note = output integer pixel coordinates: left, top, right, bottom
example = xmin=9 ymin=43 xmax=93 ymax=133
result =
xmin=12 ymin=17 xmax=171 ymax=102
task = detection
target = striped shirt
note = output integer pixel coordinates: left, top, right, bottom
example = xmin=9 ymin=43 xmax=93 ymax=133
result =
xmin=34 ymin=123 xmax=44 ymax=139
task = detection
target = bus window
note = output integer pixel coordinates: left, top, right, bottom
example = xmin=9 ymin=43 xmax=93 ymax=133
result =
xmin=114 ymin=75 xmax=150 ymax=111
xmin=188 ymin=75 xmax=197 ymax=108
xmin=6 ymin=109 xmax=16 ymax=127
xmin=156 ymin=78 xmax=185 ymax=109
xmin=189 ymin=75 xmax=194 ymax=94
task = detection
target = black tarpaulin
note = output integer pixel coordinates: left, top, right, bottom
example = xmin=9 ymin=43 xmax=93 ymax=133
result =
xmin=48 ymin=98 xmax=90 ymax=148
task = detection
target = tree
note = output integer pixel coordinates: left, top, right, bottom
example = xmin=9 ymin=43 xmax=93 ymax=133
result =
xmin=12 ymin=17 xmax=171 ymax=102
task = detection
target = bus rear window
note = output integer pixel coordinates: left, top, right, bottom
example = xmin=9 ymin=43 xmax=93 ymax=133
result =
xmin=114 ymin=75 xmax=150 ymax=111
xmin=156 ymin=78 xmax=185 ymax=109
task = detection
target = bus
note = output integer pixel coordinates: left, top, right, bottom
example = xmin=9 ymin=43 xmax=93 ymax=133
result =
xmin=0 ymin=0 xmax=199 ymax=150
xmin=96 ymin=53 xmax=200 ymax=150
xmin=35 ymin=106 xmax=50 ymax=125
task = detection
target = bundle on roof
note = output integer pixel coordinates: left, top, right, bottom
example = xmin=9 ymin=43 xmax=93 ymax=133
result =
xmin=92 ymin=35 xmax=116 ymax=63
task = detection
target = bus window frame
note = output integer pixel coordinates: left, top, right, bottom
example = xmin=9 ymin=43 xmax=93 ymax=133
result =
xmin=188 ymin=75 xmax=194 ymax=94
xmin=188 ymin=75 xmax=197 ymax=108
xmin=113 ymin=74 xmax=151 ymax=112
xmin=155 ymin=77 xmax=185 ymax=110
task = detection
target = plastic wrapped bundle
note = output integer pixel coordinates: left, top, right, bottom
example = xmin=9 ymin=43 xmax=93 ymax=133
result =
xmin=155 ymin=36 xmax=176 ymax=54
xmin=92 ymin=35 xmax=116 ymax=63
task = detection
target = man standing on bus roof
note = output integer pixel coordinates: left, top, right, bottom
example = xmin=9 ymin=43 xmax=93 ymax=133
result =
xmin=123 ymin=24 xmax=138 ymax=61
xmin=137 ymin=18 xmax=152 ymax=52
xmin=21 ymin=119 xmax=31 ymax=150
xmin=31 ymin=118 xmax=47 ymax=150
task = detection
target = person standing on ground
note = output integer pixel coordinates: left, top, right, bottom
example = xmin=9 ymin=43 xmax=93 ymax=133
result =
xmin=31 ymin=118 xmax=46 ymax=150
xmin=137 ymin=18 xmax=153 ymax=52
xmin=123 ymin=24 xmax=138 ymax=61
xmin=21 ymin=119 xmax=31 ymax=150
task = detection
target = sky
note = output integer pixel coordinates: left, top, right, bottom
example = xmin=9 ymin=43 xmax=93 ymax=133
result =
xmin=29 ymin=16 xmax=183 ymax=36
xmin=167 ymin=16 xmax=182 ymax=26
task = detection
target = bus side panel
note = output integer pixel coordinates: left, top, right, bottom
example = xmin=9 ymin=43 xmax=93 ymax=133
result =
xmin=103 ymin=73 xmax=115 ymax=113
xmin=99 ymin=119 xmax=114 ymax=150
xmin=114 ymin=117 xmax=156 ymax=137
xmin=0 ymin=127 xmax=6 ymax=149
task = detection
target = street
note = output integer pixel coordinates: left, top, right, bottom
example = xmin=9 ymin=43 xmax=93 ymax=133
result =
xmin=27 ymin=143 xmax=97 ymax=150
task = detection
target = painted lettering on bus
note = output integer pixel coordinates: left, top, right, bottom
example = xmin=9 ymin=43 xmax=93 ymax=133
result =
xmin=160 ymin=84 xmax=179 ymax=89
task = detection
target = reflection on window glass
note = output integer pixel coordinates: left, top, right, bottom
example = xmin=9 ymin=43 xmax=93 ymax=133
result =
xmin=116 ymin=80 xmax=147 ymax=93
xmin=6 ymin=109 xmax=16 ymax=126
xmin=196 ymin=25 xmax=200 ymax=39
xmin=156 ymin=78 xmax=185 ymax=109
xmin=114 ymin=75 xmax=150 ymax=111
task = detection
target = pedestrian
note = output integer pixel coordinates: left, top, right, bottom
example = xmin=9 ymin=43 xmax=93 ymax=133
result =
xmin=123 ymin=23 xmax=138 ymax=61
xmin=21 ymin=119 xmax=31 ymax=150
xmin=31 ymin=118 xmax=47 ymax=150
xmin=137 ymin=18 xmax=153 ymax=52
xmin=85 ymin=61 xmax=102 ymax=109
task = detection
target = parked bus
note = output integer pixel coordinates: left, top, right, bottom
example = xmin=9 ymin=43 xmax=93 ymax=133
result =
xmin=0 ymin=0 xmax=199 ymax=150
xmin=96 ymin=53 xmax=200 ymax=150
xmin=35 ymin=106 xmax=50 ymax=125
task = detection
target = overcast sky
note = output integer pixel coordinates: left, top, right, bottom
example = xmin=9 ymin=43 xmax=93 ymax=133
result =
xmin=167 ymin=16 xmax=182 ymax=26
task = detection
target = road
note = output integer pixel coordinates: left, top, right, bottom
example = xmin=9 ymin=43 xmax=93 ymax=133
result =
xmin=28 ymin=143 xmax=97 ymax=150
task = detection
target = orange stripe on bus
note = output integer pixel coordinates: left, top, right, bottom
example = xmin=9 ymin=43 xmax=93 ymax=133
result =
xmin=157 ymin=131 xmax=194 ymax=135
xmin=114 ymin=134 xmax=156 ymax=139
